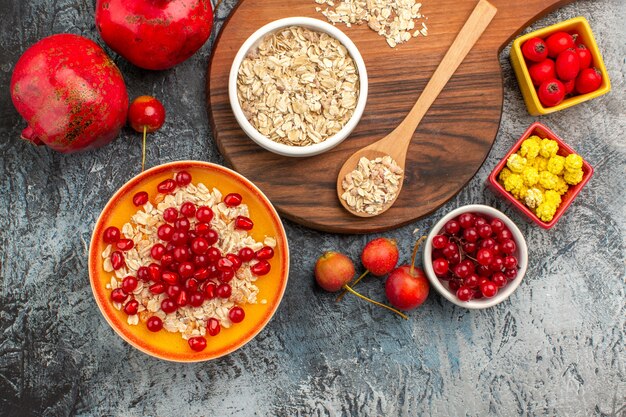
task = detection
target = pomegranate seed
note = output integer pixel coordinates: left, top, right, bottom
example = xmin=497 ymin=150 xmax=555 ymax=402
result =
xmin=166 ymin=284 xmax=181 ymax=298
xmin=193 ymin=255 xmax=209 ymax=268
xmin=110 ymin=251 xmax=125 ymax=270
xmin=193 ymin=267 xmax=209 ymax=281
xmin=195 ymin=222 xmax=211 ymax=236
xmin=161 ymin=271 xmax=180 ymax=286
xmin=205 ymin=283 xmax=217 ymax=299
xmin=207 ymin=264 xmax=218 ymax=278
xmin=171 ymin=231 xmax=189 ymax=246
xmin=217 ymin=257 xmax=234 ymax=271
xmin=151 ymin=244 xmax=166 ymax=260
xmin=110 ymin=288 xmax=127 ymax=303
xmin=149 ymin=283 xmax=166 ymax=294
xmin=160 ymin=253 xmax=175 ymax=269
xmin=116 ymin=239 xmax=134 ymax=251
xmin=206 ymin=229 xmax=219 ymax=245
xmin=188 ymin=336 xmax=207 ymax=352
xmin=161 ymin=299 xmax=177 ymax=314
xmin=121 ymin=276 xmax=138 ymax=293
xmin=157 ymin=179 xmax=176 ymax=194
xmin=137 ymin=266 xmax=150 ymax=282
xmin=184 ymin=278 xmax=199 ymax=292
xmin=180 ymin=202 xmax=196 ymax=218
xmin=251 ymin=260 xmax=271 ymax=276
xmin=216 ymin=283 xmax=232 ymax=298
xmin=207 ymin=318 xmax=220 ymax=336
xmin=255 ymin=246 xmax=274 ymax=260
xmin=124 ymin=299 xmax=139 ymax=315
xmin=148 ymin=263 xmax=162 ymax=282
xmin=147 ymin=316 xmax=163 ymax=332
xmin=178 ymin=262 xmax=195 ymax=278
xmin=175 ymin=171 xmax=192 ymax=186
xmin=189 ymin=291 xmax=205 ymax=307
xmin=229 ymin=307 xmax=245 ymax=323
xmin=224 ymin=193 xmax=242 ymax=207
xmin=163 ymin=207 xmax=178 ymax=223
xmin=219 ymin=269 xmax=234 ymax=283
xmin=235 ymin=216 xmax=253 ymax=230
xmin=157 ymin=224 xmax=174 ymax=241
xmin=190 ymin=237 xmax=209 ymax=255
xmin=226 ymin=253 xmax=242 ymax=270
xmin=174 ymin=217 xmax=190 ymax=232
xmin=176 ymin=290 xmax=188 ymax=307
xmin=238 ymin=247 xmax=255 ymax=262
xmin=103 ymin=226 xmax=121 ymax=243
xmin=173 ymin=246 xmax=191 ymax=262
xmin=133 ymin=191 xmax=149 ymax=206
xmin=206 ymin=248 xmax=221 ymax=263
xmin=196 ymin=206 xmax=214 ymax=223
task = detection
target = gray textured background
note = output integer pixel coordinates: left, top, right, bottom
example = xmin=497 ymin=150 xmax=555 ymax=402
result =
xmin=0 ymin=0 xmax=624 ymax=416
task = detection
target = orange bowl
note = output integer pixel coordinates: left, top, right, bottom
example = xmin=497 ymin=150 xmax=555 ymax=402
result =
xmin=89 ymin=161 xmax=289 ymax=362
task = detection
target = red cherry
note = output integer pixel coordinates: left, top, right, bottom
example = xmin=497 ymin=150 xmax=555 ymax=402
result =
xmin=224 ymin=193 xmax=242 ymax=207
xmin=463 ymin=227 xmax=479 ymax=243
xmin=116 ymin=239 xmax=134 ymax=251
xmin=229 ymin=306 xmax=245 ymax=323
xmin=128 ymin=95 xmax=165 ymax=133
xmin=492 ymin=272 xmax=507 ymax=288
xmin=432 ymin=258 xmax=449 ymax=276
xmin=444 ymin=220 xmax=461 ymax=235
xmin=110 ymin=251 xmax=125 ymax=270
xmin=489 ymin=257 xmax=505 ymax=272
xmin=473 ymin=216 xmax=488 ymax=227
xmin=103 ymin=226 xmax=121 ymax=243
xmin=477 ymin=224 xmax=493 ymax=239
xmin=175 ymin=171 xmax=192 ymax=186
xmin=480 ymin=281 xmax=498 ymax=298
xmin=207 ymin=318 xmax=220 ymax=336
xmin=503 ymin=256 xmax=518 ymax=269
xmin=180 ymin=202 xmax=196 ymax=218
xmin=216 ymin=283 xmax=231 ymax=298
xmin=255 ymin=246 xmax=274 ymax=260
xmin=505 ymin=268 xmax=518 ymax=280
xmin=188 ymin=336 xmax=207 ymax=352
xmin=501 ymin=239 xmax=516 ymax=255
xmin=147 ymin=316 xmax=163 ymax=332
xmin=235 ymin=216 xmax=253 ymax=230
xmin=462 ymin=242 xmax=477 ymax=255
xmin=161 ymin=298 xmax=177 ymax=314
xmin=463 ymin=274 xmax=480 ymax=288
xmin=121 ymin=276 xmax=138 ymax=293
xmin=476 ymin=248 xmax=494 ymax=266
xmin=123 ymin=299 xmax=139 ymax=315
xmin=110 ymin=288 xmax=127 ymax=303
xmin=238 ymin=247 xmax=255 ymax=262
xmin=456 ymin=286 xmax=473 ymax=302
xmin=448 ymin=279 xmax=462 ymax=292
xmin=490 ymin=218 xmax=505 ymax=233
xmin=432 ymin=234 xmax=448 ymax=249
xmin=448 ymin=252 xmax=461 ymax=265
xmin=196 ymin=206 xmax=214 ymax=223
xmin=163 ymin=207 xmax=178 ymax=223
xmin=133 ymin=191 xmax=149 ymax=206
xmin=157 ymin=179 xmax=176 ymax=194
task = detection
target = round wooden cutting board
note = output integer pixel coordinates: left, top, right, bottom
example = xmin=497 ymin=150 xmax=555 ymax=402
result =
xmin=207 ymin=0 xmax=572 ymax=233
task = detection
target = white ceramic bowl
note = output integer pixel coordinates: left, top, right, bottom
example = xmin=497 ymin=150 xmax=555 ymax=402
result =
xmin=423 ymin=205 xmax=528 ymax=309
xmin=228 ymin=17 xmax=368 ymax=157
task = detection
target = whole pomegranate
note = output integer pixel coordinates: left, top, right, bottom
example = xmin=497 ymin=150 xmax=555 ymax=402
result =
xmin=95 ymin=0 xmax=214 ymax=70
xmin=10 ymin=34 xmax=128 ymax=153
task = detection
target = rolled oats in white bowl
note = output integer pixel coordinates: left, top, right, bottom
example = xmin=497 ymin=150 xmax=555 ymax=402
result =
xmin=229 ymin=17 xmax=368 ymax=157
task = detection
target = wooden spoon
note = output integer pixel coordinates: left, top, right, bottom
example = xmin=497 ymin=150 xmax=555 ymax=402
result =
xmin=337 ymin=0 xmax=498 ymax=217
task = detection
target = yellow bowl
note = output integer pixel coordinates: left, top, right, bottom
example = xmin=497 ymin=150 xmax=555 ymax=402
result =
xmin=510 ymin=16 xmax=611 ymax=116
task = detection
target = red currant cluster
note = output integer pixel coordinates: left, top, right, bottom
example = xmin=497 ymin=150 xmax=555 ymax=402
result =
xmin=431 ymin=212 xmax=519 ymax=302
xmin=103 ymin=170 xmax=274 ymax=352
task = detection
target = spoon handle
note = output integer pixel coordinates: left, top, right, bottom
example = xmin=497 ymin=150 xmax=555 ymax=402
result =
xmin=396 ymin=0 xmax=497 ymax=136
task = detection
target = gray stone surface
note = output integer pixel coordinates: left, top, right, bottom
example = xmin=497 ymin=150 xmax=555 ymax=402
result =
xmin=0 ymin=0 xmax=624 ymax=415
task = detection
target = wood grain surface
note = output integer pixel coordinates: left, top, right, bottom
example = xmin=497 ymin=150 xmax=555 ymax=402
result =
xmin=208 ymin=0 xmax=572 ymax=233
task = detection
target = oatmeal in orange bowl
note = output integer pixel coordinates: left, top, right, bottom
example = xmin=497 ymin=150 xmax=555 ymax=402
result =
xmin=89 ymin=161 xmax=289 ymax=361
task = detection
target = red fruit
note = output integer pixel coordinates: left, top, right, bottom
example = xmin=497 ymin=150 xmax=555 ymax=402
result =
xmin=178 ymin=203 xmax=195 ymax=219
xmin=205 ymin=283 xmax=217 ymax=299
xmin=556 ymin=49 xmax=580 ymax=81
xmin=188 ymin=336 xmax=207 ymax=352
xmin=463 ymin=274 xmax=480 ymax=288
xmin=128 ymin=96 xmax=165 ymax=133
xmin=503 ymin=256 xmax=518 ymax=269
xmin=123 ymin=299 xmax=139 ymax=315
xmin=174 ymin=218 xmax=190 ymax=232
xmin=575 ymin=67 xmax=602 ymax=94
xmin=235 ymin=216 xmax=254 ymax=230
xmin=148 ymin=263 xmax=163 ymax=282
xmin=432 ymin=235 xmax=449 ymax=249
xmin=121 ymin=276 xmax=138 ymax=293
xmin=171 ymin=231 xmax=189 ymax=247
xmin=480 ymin=281 xmax=498 ymax=298
xmin=178 ymin=262 xmax=195 ymax=279
xmin=110 ymin=288 xmax=127 ymax=303
xmin=456 ymin=285 xmax=473 ymax=302
xmin=116 ymin=239 xmax=134 ymax=251
xmin=206 ymin=247 xmax=221 ymax=262
xmin=150 ymin=244 xmax=166 ymax=261
xmin=191 ymin=237 xmax=209 ymax=255
xmin=476 ymin=248 xmax=494 ymax=266
xmin=314 ymin=251 xmax=354 ymax=292
xmin=226 ymin=254 xmax=242 ymax=270
xmin=501 ymin=239 xmax=516 ymax=255
xmin=157 ymin=179 xmax=176 ymax=194
xmin=251 ymin=260 xmax=271 ymax=276
xmin=184 ymin=278 xmax=199 ymax=292
xmin=161 ymin=271 xmax=179 ymax=286
xmin=149 ymin=283 xmax=166 ymax=294
xmin=163 ymin=207 xmax=178 ymax=223
xmin=490 ymin=218 xmax=505 ymax=233
xmin=216 ymin=283 xmax=232 ymax=299
xmin=193 ymin=267 xmax=209 ymax=281
xmin=444 ymin=220 xmax=461 ymax=235
xmin=528 ymin=59 xmax=556 ymax=86
xmin=504 ymin=268 xmax=518 ymax=280
xmin=545 ymin=32 xmax=574 ymax=57
xmin=255 ymin=246 xmax=275 ymax=260
xmin=205 ymin=229 xmax=219 ymax=245
xmin=432 ymin=258 xmax=449 ymax=276
xmin=147 ymin=316 xmax=163 ymax=332
xmin=575 ymin=43 xmax=592 ymax=69
xmin=361 ymin=238 xmax=399 ymax=276
xmin=176 ymin=171 xmax=192 ymax=186
xmin=238 ymin=247 xmax=255 ymax=262
xmin=157 ymin=224 xmax=174 ymax=241
xmin=189 ymin=291 xmax=205 ymax=307
xmin=95 ymin=0 xmax=213 ymax=70
xmin=521 ymin=37 xmax=548 ymax=62
xmin=492 ymin=272 xmax=507 ymax=288
xmin=196 ymin=206 xmax=214 ymax=223
xmin=133 ymin=191 xmax=149 ymax=206
xmin=10 ymin=34 xmax=128 ymax=153
xmin=176 ymin=290 xmax=188 ymax=307
xmin=463 ymin=227 xmax=479 ymax=243
xmin=224 ymin=193 xmax=242 ymax=207
xmin=207 ymin=318 xmax=220 ymax=336
xmin=563 ymin=79 xmax=576 ymax=95
xmin=110 ymin=251 xmax=125 ymax=270
xmin=161 ymin=298 xmax=177 ymax=314
xmin=385 ymin=265 xmax=429 ymax=310
xmin=219 ymin=269 xmax=234 ymax=283
xmin=538 ymin=79 xmax=566 ymax=107
xmin=229 ymin=306 xmax=245 ymax=323
xmin=103 ymin=226 xmax=121 ymax=243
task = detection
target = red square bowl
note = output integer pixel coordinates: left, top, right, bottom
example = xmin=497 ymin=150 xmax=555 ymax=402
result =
xmin=488 ymin=122 xmax=593 ymax=229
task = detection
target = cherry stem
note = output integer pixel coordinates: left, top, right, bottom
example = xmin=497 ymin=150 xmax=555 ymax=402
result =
xmin=341 ymin=284 xmax=408 ymax=320
xmin=336 ymin=270 xmax=369 ymax=302
xmin=409 ymin=236 xmax=427 ymax=276
xmin=141 ymin=125 xmax=147 ymax=172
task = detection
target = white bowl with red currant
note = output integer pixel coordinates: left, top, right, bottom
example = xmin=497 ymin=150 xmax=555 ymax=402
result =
xmin=424 ymin=205 xmax=528 ymax=309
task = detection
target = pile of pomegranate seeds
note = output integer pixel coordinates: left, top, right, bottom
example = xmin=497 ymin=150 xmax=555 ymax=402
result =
xmin=101 ymin=171 xmax=277 ymax=352
xmin=431 ymin=212 xmax=520 ymax=302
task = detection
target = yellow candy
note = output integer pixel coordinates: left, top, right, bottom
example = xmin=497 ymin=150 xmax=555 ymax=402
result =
xmin=544 ymin=190 xmax=562 ymax=206
xmin=524 ymin=187 xmax=544 ymax=209
xmin=527 ymin=135 xmax=542 ymax=145
xmin=547 ymin=155 xmax=565 ymax=175
xmin=504 ymin=173 xmax=525 ymax=198
xmin=539 ymin=171 xmax=559 ymax=190
xmin=499 ymin=167 xmax=513 ymax=183
xmin=521 ymin=166 xmax=539 ymax=186
xmin=507 ymin=153 xmax=527 ymax=173
xmin=519 ymin=138 xmax=541 ymax=159
xmin=564 ymin=154 xmax=583 ymax=172
xmin=536 ymin=202 xmax=557 ymax=222
xmin=554 ymin=177 xmax=569 ymax=195
xmin=563 ymin=168 xmax=584 ymax=185
xmin=540 ymin=139 xmax=559 ymax=158
xmin=533 ymin=156 xmax=549 ymax=171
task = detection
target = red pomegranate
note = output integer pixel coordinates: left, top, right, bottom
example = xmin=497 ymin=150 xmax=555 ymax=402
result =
xmin=95 ymin=0 xmax=214 ymax=70
xmin=10 ymin=34 xmax=128 ymax=153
